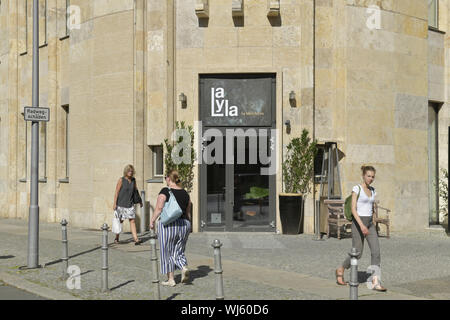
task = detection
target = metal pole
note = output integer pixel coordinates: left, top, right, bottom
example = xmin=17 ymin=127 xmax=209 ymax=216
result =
xmin=349 ymin=247 xmax=359 ymax=300
xmin=101 ymin=223 xmax=109 ymax=292
xmin=212 ymin=239 xmax=224 ymax=300
xmin=61 ymin=219 xmax=69 ymax=280
xmin=140 ymin=191 xmax=146 ymax=235
xmin=313 ymin=145 xmax=327 ymax=241
xmin=313 ymin=200 xmax=324 ymax=241
xmin=149 ymin=228 xmax=160 ymax=300
xmin=27 ymin=0 xmax=40 ymax=269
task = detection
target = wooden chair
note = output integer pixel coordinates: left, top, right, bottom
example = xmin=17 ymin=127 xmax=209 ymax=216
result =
xmin=324 ymin=199 xmax=351 ymax=240
xmin=373 ymin=201 xmax=391 ymax=238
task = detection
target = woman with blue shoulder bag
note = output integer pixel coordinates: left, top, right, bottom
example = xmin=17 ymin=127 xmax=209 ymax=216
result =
xmin=150 ymin=170 xmax=192 ymax=287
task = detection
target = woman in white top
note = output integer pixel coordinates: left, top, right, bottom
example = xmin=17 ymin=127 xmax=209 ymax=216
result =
xmin=336 ymin=166 xmax=387 ymax=292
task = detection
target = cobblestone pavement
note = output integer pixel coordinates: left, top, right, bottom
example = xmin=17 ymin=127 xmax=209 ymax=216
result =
xmin=0 ymin=218 xmax=449 ymax=300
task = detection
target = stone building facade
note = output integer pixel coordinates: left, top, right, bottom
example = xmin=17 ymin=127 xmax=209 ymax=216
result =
xmin=0 ymin=0 xmax=448 ymax=234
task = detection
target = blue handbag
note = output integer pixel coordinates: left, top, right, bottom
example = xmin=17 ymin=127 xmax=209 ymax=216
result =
xmin=160 ymin=188 xmax=183 ymax=225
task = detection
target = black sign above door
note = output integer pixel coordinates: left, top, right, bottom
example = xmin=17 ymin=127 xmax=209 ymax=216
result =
xmin=200 ymin=74 xmax=275 ymax=127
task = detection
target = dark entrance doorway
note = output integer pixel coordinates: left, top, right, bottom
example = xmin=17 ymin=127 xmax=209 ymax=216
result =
xmin=199 ymin=74 xmax=276 ymax=232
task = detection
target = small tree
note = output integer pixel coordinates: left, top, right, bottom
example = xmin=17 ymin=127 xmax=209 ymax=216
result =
xmin=438 ymin=168 xmax=448 ymax=221
xmin=282 ymin=129 xmax=318 ymax=196
xmin=164 ymin=121 xmax=196 ymax=194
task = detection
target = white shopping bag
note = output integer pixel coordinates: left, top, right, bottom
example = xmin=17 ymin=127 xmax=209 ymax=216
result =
xmin=112 ymin=210 xmax=122 ymax=234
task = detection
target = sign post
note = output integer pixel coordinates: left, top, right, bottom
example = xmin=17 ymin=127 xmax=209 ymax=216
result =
xmin=26 ymin=0 xmax=41 ymax=269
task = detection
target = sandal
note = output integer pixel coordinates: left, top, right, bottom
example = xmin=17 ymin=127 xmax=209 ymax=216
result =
xmin=114 ymin=239 xmax=120 ymax=244
xmin=372 ymin=282 xmax=387 ymax=292
xmin=134 ymin=240 xmax=142 ymax=246
xmin=335 ymin=269 xmax=348 ymax=286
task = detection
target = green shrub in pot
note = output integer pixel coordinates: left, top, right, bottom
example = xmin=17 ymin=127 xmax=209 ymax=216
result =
xmin=280 ymin=129 xmax=317 ymax=234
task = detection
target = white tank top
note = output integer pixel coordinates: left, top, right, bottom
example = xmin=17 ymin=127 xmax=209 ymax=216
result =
xmin=352 ymin=184 xmax=376 ymax=217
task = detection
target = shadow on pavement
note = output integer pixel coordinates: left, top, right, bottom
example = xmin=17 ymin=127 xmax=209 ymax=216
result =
xmin=110 ymin=280 xmax=135 ymax=291
xmin=175 ymin=265 xmax=213 ymax=285
xmin=0 ymin=255 xmax=15 ymax=260
xmin=166 ymin=293 xmax=181 ymax=300
xmin=44 ymin=246 xmax=102 ymax=267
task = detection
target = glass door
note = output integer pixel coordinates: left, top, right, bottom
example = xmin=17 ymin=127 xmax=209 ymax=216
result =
xmin=231 ymin=132 xmax=274 ymax=231
xmin=201 ymin=131 xmax=230 ymax=231
xmin=200 ymin=128 xmax=276 ymax=232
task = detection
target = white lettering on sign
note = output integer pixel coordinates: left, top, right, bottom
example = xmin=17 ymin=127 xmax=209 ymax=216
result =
xmin=211 ymin=87 xmax=239 ymax=117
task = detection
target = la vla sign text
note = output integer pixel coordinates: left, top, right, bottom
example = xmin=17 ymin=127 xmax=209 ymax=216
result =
xmin=211 ymin=87 xmax=239 ymax=117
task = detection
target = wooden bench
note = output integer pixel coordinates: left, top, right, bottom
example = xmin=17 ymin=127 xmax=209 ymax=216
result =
xmin=324 ymin=199 xmax=350 ymax=240
xmin=324 ymin=199 xmax=391 ymax=239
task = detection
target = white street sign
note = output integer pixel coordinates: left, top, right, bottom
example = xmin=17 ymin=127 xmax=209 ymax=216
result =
xmin=24 ymin=107 xmax=50 ymax=122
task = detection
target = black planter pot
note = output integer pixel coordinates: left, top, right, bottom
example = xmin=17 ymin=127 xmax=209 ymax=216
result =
xmin=279 ymin=194 xmax=304 ymax=235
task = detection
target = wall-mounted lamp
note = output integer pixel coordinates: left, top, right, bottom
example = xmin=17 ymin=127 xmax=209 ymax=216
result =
xmin=289 ymin=91 xmax=297 ymax=108
xmin=179 ymin=93 xmax=187 ymax=109
xmin=285 ymin=119 xmax=291 ymax=134
xmin=289 ymin=91 xmax=296 ymax=101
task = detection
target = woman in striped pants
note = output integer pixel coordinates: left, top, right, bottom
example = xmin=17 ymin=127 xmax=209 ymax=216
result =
xmin=150 ymin=170 xmax=192 ymax=287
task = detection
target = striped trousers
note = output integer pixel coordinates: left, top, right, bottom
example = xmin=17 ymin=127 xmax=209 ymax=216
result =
xmin=157 ymin=218 xmax=191 ymax=275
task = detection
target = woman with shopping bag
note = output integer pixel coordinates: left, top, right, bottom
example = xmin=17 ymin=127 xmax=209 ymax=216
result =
xmin=150 ymin=170 xmax=192 ymax=287
xmin=112 ymin=164 xmax=143 ymax=245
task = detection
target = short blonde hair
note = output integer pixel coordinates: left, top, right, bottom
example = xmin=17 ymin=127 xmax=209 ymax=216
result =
xmin=123 ymin=164 xmax=136 ymax=177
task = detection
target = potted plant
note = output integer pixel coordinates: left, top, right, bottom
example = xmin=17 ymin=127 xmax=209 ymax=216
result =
xmin=280 ymin=129 xmax=317 ymax=235
xmin=242 ymin=187 xmax=270 ymax=220
xmin=164 ymin=121 xmax=196 ymax=226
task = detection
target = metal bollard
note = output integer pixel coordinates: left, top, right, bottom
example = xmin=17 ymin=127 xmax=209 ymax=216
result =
xmin=149 ymin=228 xmax=160 ymax=300
xmin=101 ymin=223 xmax=109 ymax=292
xmin=140 ymin=191 xmax=146 ymax=235
xmin=61 ymin=219 xmax=69 ymax=280
xmin=349 ymin=247 xmax=359 ymax=300
xmin=212 ymin=239 xmax=224 ymax=300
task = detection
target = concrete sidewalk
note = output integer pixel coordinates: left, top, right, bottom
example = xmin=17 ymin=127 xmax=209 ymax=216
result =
xmin=0 ymin=218 xmax=448 ymax=300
